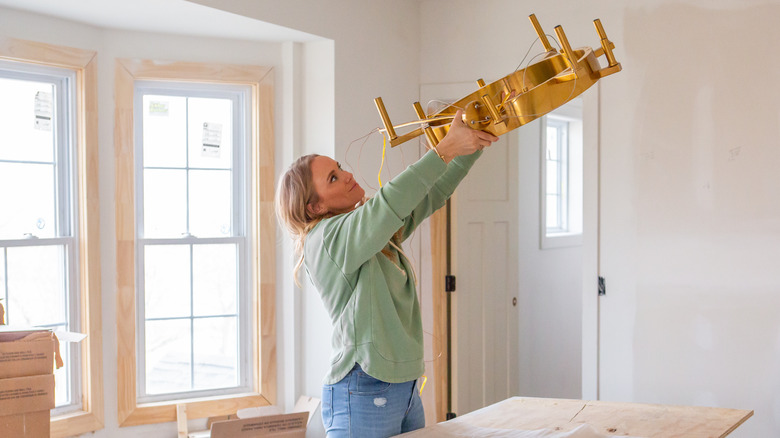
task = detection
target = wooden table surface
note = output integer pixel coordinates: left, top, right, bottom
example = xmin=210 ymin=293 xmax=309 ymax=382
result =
xmin=400 ymin=397 xmax=753 ymax=437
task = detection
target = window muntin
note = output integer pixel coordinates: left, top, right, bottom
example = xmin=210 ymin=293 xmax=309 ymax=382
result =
xmin=0 ymin=62 xmax=81 ymax=413
xmin=134 ymin=83 xmax=251 ymax=403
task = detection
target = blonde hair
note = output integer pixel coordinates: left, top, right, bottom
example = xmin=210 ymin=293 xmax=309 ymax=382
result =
xmin=275 ymin=154 xmax=406 ymax=286
xmin=275 ymin=154 xmax=325 ymax=286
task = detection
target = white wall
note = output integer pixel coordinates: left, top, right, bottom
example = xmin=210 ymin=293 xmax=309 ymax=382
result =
xmin=422 ymin=0 xmax=779 ymax=436
xmin=599 ymin=2 xmax=780 ymax=436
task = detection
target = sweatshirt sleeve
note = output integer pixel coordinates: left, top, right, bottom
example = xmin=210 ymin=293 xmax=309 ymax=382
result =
xmin=306 ymin=151 xmax=449 ymax=274
xmin=396 ymin=149 xmax=483 ymax=241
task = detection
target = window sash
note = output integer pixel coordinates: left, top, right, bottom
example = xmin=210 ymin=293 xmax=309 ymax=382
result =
xmin=0 ymin=62 xmax=76 ymax=239
xmin=136 ymin=238 xmax=251 ymax=403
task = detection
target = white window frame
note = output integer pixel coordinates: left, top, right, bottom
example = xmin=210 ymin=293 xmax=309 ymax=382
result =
xmin=133 ymin=82 xmax=253 ymax=403
xmin=540 ymin=98 xmax=583 ymax=249
xmin=0 ymin=59 xmax=81 ymax=412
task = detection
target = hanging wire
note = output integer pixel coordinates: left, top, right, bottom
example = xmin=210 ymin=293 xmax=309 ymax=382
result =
xmin=343 ymin=127 xmax=381 ymax=191
xmin=378 ymin=132 xmax=388 ymax=187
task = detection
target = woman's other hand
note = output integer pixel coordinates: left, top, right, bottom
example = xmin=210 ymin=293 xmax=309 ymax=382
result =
xmin=435 ymin=109 xmax=499 ymax=163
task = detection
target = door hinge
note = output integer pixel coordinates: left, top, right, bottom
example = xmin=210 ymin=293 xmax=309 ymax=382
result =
xmin=598 ymin=276 xmax=606 ymax=296
xmin=445 ymin=275 xmax=456 ymax=292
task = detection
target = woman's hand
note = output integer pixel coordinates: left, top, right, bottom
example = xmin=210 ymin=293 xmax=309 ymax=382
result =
xmin=434 ymin=109 xmax=499 ymax=163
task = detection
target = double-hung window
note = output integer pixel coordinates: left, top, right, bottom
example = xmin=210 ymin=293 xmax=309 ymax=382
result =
xmin=0 ymin=58 xmax=79 ymax=410
xmin=0 ymin=39 xmax=102 ymax=438
xmin=135 ymin=83 xmax=250 ymax=401
xmin=115 ymin=59 xmax=276 ymax=426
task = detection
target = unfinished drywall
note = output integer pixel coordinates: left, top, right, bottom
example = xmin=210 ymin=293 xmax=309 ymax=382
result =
xmin=601 ymin=3 xmax=780 ymax=437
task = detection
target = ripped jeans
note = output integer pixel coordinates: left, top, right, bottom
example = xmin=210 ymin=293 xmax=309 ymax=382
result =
xmin=321 ymin=364 xmax=425 ymax=437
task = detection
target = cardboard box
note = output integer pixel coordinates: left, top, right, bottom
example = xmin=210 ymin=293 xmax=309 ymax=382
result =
xmin=0 ymin=410 xmax=50 ymax=437
xmin=0 ymin=331 xmax=55 ymax=379
xmin=210 ymin=411 xmax=309 ymax=438
xmin=0 ymin=329 xmax=57 ymax=438
xmin=0 ymin=374 xmax=55 ymax=414
xmin=190 ymin=396 xmax=320 ymax=438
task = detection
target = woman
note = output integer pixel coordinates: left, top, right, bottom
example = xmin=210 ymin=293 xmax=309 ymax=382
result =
xmin=275 ymin=109 xmax=498 ymax=437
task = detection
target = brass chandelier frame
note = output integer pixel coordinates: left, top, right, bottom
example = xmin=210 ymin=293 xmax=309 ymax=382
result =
xmin=374 ymin=14 xmax=622 ymax=148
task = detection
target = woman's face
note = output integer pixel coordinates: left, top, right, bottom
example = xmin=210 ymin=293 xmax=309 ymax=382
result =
xmin=309 ymin=156 xmax=365 ymax=215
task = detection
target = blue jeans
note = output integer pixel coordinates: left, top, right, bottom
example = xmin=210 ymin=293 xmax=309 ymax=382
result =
xmin=321 ymin=364 xmax=425 ymax=437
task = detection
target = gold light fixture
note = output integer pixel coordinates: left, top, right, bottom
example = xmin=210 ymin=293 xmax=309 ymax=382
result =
xmin=374 ymin=14 xmax=622 ymax=148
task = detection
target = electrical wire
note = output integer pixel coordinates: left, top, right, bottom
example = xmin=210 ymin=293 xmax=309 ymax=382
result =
xmin=378 ymin=131 xmax=387 ymax=187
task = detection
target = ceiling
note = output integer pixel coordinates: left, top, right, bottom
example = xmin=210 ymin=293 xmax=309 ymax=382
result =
xmin=0 ymin=0 xmax=320 ymax=42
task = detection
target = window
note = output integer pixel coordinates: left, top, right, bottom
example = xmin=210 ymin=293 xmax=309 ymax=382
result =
xmin=0 ymin=39 xmax=102 ymax=437
xmin=115 ymin=59 xmax=276 ymax=426
xmin=541 ymin=98 xmax=583 ymax=248
xmin=136 ymin=84 xmax=249 ymax=401
xmin=0 ymin=57 xmax=80 ymax=410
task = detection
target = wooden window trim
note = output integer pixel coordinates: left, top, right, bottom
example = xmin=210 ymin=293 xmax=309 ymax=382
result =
xmin=0 ymin=37 xmax=104 ymax=437
xmin=114 ymin=58 xmax=276 ymax=427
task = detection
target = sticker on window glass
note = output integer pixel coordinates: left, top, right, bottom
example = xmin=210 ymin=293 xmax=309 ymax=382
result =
xmin=148 ymin=100 xmax=169 ymax=116
xmin=202 ymin=122 xmax=222 ymax=157
xmin=34 ymin=91 xmax=53 ymax=131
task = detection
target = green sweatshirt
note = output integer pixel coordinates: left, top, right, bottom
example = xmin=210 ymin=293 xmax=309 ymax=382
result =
xmin=304 ymin=150 xmax=482 ymax=385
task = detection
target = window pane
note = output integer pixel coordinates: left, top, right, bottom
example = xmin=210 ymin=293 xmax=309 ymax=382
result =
xmin=546 ymin=126 xmax=558 ymax=160
xmin=189 ymin=170 xmax=232 ymax=237
xmin=144 ymin=245 xmax=191 ymax=319
xmin=145 ymin=319 xmax=191 ymax=395
xmin=188 ymin=97 xmax=233 ymax=170
xmin=546 ymin=195 xmax=560 ymax=229
xmin=193 ymin=316 xmax=237 ymax=390
xmin=143 ymin=169 xmax=187 ymax=238
xmin=0 ymin=162 xmax=56 ymax=239
xmin=546 ymin=161 xmax=559 ymax=196
xmin=6 ymin=245 xmax=66 ymax=326
xmin=0 ymin=77 xmax=54 ymax=163
xmin=142 ymin=95 xmax=186 ymax=168
xmin=193 ymin=244 xmax=237 ymax=316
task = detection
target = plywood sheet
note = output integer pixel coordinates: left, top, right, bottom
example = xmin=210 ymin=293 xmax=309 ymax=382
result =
xmin=400 ymin=397 xmax=753 ymax=437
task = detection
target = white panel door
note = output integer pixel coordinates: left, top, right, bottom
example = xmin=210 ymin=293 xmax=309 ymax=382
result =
xmin=454 ymin=132 xmax=520 ymax=414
